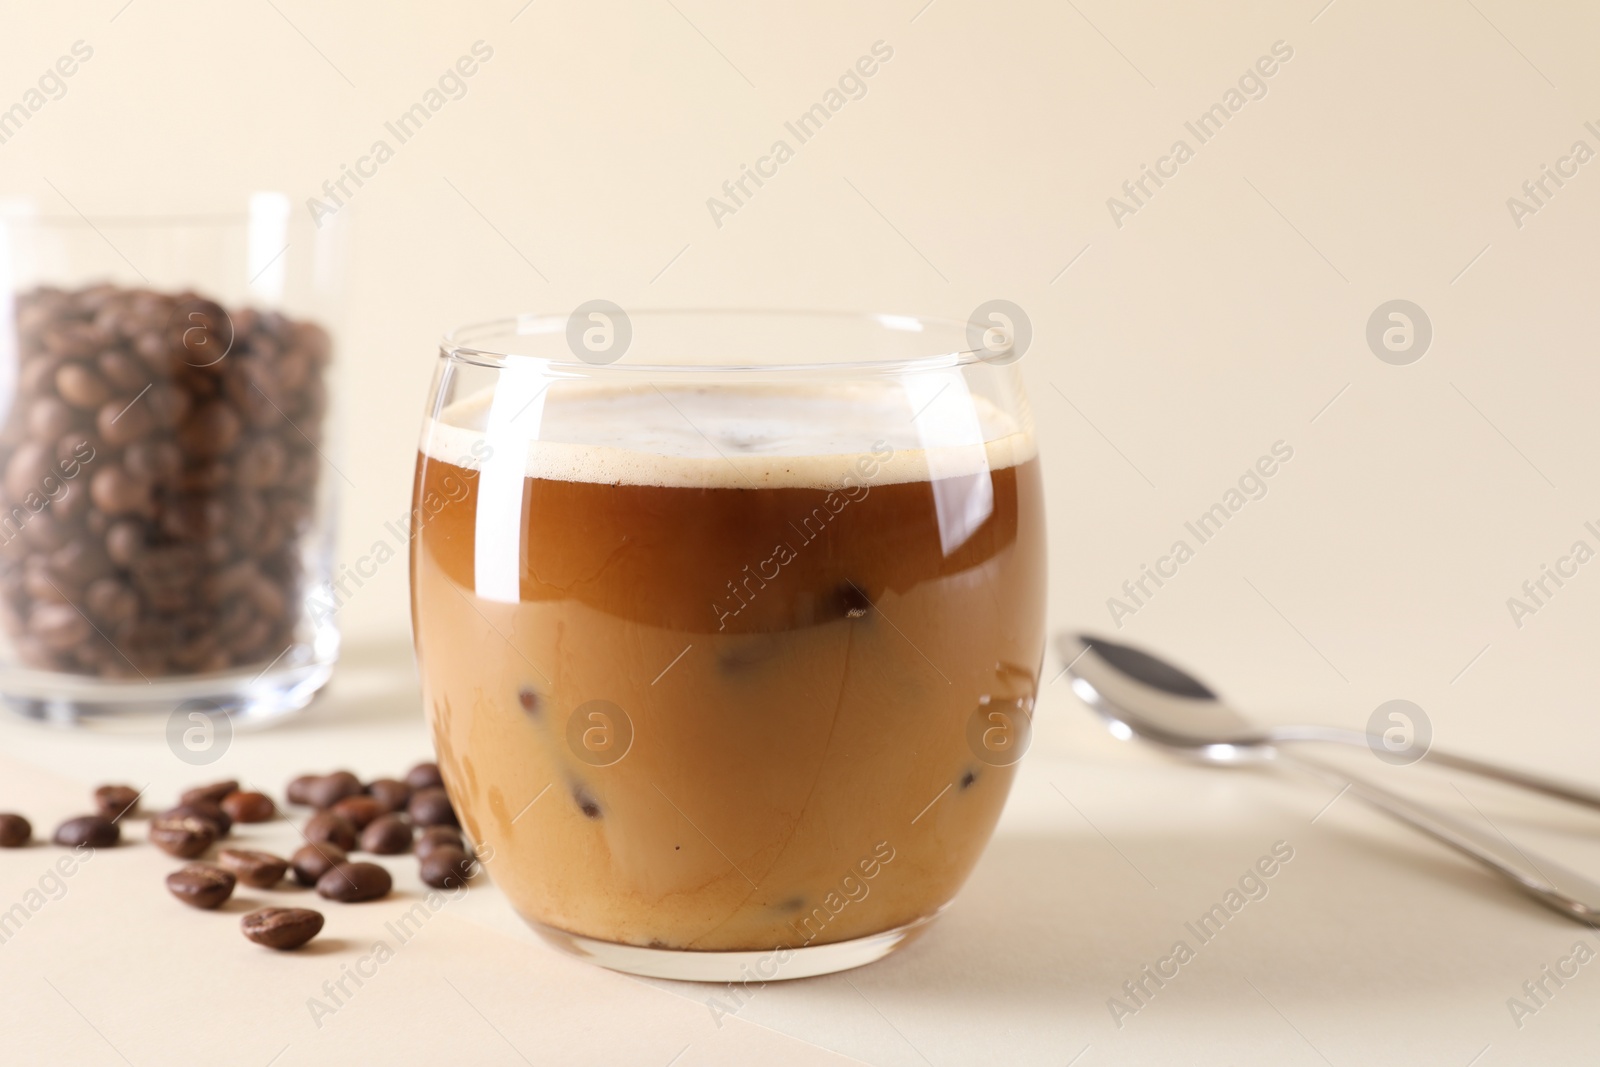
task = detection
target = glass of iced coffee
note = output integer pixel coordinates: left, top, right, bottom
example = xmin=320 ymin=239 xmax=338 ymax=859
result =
xmin=412 ymin=310 xmax=1045 ymax=980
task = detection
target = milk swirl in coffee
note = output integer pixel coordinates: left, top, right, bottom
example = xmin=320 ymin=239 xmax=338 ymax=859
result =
xmin=413 ymin=378 xmax=1045 ymax=951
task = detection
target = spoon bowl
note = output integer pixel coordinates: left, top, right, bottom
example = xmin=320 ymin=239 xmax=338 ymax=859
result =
xmin=1060 ymin=634 xmax=1275 ymax=763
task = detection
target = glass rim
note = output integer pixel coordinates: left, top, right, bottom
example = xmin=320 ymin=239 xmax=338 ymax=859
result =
xmin=440 ymin=309 xmax=999 ymax=375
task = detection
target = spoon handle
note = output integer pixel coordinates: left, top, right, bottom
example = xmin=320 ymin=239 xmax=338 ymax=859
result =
xmin=1417 ymin=748 xmax=1600 ymax=811
xmin=1275 ymin=727 xmax=1600 ymax=811
xmin=1282 ymin=751 xmax=1600 ymax=924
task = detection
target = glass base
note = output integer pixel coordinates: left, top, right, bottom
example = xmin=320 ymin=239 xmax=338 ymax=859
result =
xmin=531 ymin=911 xmax=941 ymax=982
xmin=0 ymin=656 xmax=334 ymax=731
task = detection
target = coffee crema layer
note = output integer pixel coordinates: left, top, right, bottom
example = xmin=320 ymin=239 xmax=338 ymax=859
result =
xmin=413 ymin=378 xmax=1046 ymax=952
xmin=420 ymin=379 xmax=1036 ymax=488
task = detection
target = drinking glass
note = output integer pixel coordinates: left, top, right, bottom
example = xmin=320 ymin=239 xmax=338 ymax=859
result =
xmin=412 ymin=310 xmax=1045 ymax=980
xmin=0 ymin=194 xmax=343 ymax=729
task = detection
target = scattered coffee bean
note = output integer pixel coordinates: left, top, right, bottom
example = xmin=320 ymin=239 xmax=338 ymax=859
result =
xmin=166 ymin=863 xmax=236 ymax=909
xmin=0 ymin=814 xmax=32 ymax=847
xmin=220 ymin=790 xmax=276 ymax=824
xmin=359 ymin=814 xmax=413 ymax=855
xmin=304 ymin=771 xmax=363 ymax=810
xmin=303 ymin=810 xmax=357 ymax=851
xmin=217 ymin=848 xmax=290 ymax=889
xmin=53 ymin=815 xmax=118 ymax=848
xmin=959 ymin=769 xmax=978 ymax=789
xmin=242 ymin=907 xmax=324 ymax=951
xmin=181 ymin=780 xmax=239 ymax=806
xmin=330 ymin=794 xmax=384 ymax=830
xmin=148 ymin=814 xmax=217 ymax=858
xmin=407 ymin=787 xmax=458 ymax=828
xmin=419 ymin=846 xmax=474 ymax=889
xmin=163 ymin=800 xmax=230 ymax=837
xmin=285 ymin=774 xmax=319 ymax=806
xmin=316 ymin=861 xmax=392 ymax=903
xmin=291 ymin=843 xmax=348 ymax=887
xmin=405 ymin=761 xmax=444 ymax=791
xmin=414 ymin=826 xmax=465 ymax=860
xmin=364 ymin=778 xmax=410 ymax=813
xmin=93 ymin=784 xmax=141 ymax=820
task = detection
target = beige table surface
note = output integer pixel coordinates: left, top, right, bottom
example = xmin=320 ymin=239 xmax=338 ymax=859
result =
xmin=5 ymin=0 xmax=1600 ymax=1062
xmin=2 ymin=632 xmax=1597 ymax=1067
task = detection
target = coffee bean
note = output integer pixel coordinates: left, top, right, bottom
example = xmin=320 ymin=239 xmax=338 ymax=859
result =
xmin=166 ymin=863 xmax=236 ymax=909
xmin=0 ymin=814 xmax=32 ymax=847
xmin=92 ymin=784 xmax=141 ymax=821
xmin=304 ymin=771 xmax=363 ymax=810
xmin=235 ymin=436 xmax=286 ymax=488
xmin=45 ymin=319 xmax=106 ymax=358
xmin=365 ymin=778 xmax=410 ymax=813
xmin=330 ymin=795 xmax=384 ymax=831
xmin=97 ymin=349 xmax=147 ymax=391
xmin=291 ymin=843 xmax=348 ymax=887
xmin=28 ymin=602 xmax=92 ymax=651
xmin=180 ymin=780 xmax=238 ymax=806
xmin=419 ymin=847 xmax=474 ymax=889
xmin=303 ymin=811 xmax=357 ymax=851
xmin=103 ymin=520 xmax=146 ymax=567
xmin=3 ymin=441 xmax=52 ymax=500
xmin=21 ymin=510 xmax=72 ymax=552
xmin=217 ymin=848 xmax=289 ymax=888
xmin=18 ymin=355 xmax=55 ymax=397
xmin=164 ymin=800 xmax=231 ymax=837
xmin=159 ymin=496 xmax=228 ymax=543
xmin=53 ymin=815 xmax=118 ymax=848
xmin=178 ymin=402 xmax=241 ymax=458
xmin=316 ymin=861 xmax=392 ymax=903
xmin=405 ymin=761 xmax=444 ymax=791
xmin=84 ymin=578 xmax=138 ymax=626
xmin=96 ymin=396 xmax=154 ymax=448
xmin=285 ymin=774 xmax=317 ymax=806
xmin=518 ymin=687 xmax=540 ymax=716
xmin=220 ymin=791 xmax=275 ymax=824
xmin=144 ymin=382 xmax=193 ymax=428
xmin=122 ymin=439 xmax=181 ymax=484
xmin=28 ymin=397 xmax=76 ymax=441
xmin=414 ymin=826 xmax=465 ymax=860
xmin=149 ymin=815 xmax=216 ymax=858
xmin=55 ymin=363 xmax=111 ymax=410
xmin=359 ymin=814 xmax=413 ymax=855
xmin=242 ymin=908 xmax=324 ymax=951
xmin=407 ymin=787 xmax=457 ymax=828
xmin=88 ymin=465 xmax=151 ymax=517
xmin=50 ymin=538 xmax=113 ymax=585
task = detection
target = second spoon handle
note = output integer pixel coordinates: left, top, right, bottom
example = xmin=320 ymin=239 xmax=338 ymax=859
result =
xmin=1422 ymin=747 xmax=1600 ymax=811
xmin=1278 ymin=726 xmax=1600 ymax=812
xmin=1281 ymin=750 xmax=1600 ymax=925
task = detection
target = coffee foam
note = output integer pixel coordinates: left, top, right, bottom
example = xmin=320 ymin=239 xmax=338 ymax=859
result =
xmin=420 ymin=378 xmax=1036 ymax=489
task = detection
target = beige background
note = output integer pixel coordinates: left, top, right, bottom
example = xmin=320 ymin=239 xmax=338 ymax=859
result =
xmin=2 ymin=1 xmax=1599 ymax=1064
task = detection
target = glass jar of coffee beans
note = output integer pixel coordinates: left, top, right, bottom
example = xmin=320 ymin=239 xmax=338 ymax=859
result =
xmin=0 ymin=195 xmax=342 ymax=726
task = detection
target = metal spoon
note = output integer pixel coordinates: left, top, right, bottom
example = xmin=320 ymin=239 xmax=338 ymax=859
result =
xmin=1059 ymin=633 xmax=1600 ymax=925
